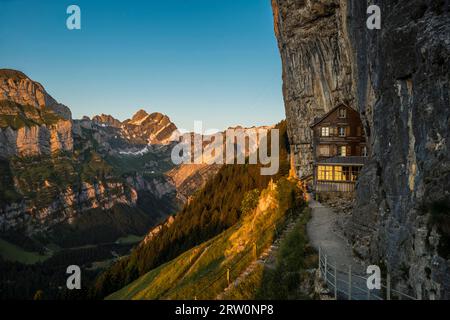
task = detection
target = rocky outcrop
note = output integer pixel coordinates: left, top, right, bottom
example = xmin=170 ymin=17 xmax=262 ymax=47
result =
xmin=167 ymin=164 xmax=221 ymax=203
xmin=92 ymin=114 xmax=122 ymax=128
xmin=272 ymin=0 xmax=450 ymax=299
xmin=0 ymin=70 xmax=73 ymax=158
xmin=141 ymin=215 xmax=175 ymax=245
xmin=0 ymin=119 xmax=73 ymax=157
xmin=126 ymin=174 xmax=176 ymax=199
xmin=0 ymin=69 xmax=72 ymax=119
xmin=0 ymin=179 xmax=137 ymax=235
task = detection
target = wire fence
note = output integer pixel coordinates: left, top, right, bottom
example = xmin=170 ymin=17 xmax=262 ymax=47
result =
xmin=191 ymin=212 xmax=290 ymax=299
xmin=318 ymin=247 xmax=417 ymax=300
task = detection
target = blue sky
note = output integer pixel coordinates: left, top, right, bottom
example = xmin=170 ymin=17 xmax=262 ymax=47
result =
xmin=0 ymin=0 xmax=284 ymax=130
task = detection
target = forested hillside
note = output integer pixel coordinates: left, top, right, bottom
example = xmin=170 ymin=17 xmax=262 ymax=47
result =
xmin=107 ymin=177 xmax=306 ymax=300
xmin=92 ymin=122 xmax=290 ymax=298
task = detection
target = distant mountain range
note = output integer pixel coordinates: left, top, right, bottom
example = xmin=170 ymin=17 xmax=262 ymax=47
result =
xmin=0 ymin=69 xmax=272 ymax=254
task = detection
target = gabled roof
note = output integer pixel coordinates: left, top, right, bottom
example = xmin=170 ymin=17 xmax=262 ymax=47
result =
xmin=310 ymin=104 xmax=355 ymax=128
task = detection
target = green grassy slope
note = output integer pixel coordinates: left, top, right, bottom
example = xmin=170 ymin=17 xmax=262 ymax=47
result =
xmin=221 ymin=207 xmax=317 ymax=300
xmin=107 ymin=177 xmax=304 ymax=300
xmin=0 ymin=239 xmax=52 ymax=265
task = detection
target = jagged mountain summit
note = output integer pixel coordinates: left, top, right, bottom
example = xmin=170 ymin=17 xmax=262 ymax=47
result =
xmin=92 ymin=109 xmax=177 ymax=146
xmin=0 ymin=69 xmax=72 ymax=119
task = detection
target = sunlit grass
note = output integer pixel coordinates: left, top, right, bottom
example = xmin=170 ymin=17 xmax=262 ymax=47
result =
xmin=107 ymin=178 xmax=303 ymax=300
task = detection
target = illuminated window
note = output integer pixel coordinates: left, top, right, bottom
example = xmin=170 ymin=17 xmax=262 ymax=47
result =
xmin=339 ymin=108 xmax=347 ymax=118
xmin=321 ymin=127 xmax=330 ymax=137
xmin=339 ymin=146 xmax=347 ymax=157
xmin=318 ymin=166 xmax=333 ymax=181
xmin=334 ymin=166 xmax=343 ymax=181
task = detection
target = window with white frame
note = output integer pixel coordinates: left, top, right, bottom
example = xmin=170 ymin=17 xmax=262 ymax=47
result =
xmin=321 ymin=127 xmax=330 ymax=137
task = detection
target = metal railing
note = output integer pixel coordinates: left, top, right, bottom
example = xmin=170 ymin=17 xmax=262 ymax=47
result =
xmin=318 ymin=247 xmax=417 ymax=300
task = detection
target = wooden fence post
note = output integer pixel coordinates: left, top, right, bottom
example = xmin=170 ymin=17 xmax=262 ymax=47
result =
xmin=318 ymin=247 xmax=322 ymax=277
xmin=253 ymin=243 xmax=257 ymax=260
xmin=386 ymin=273 xmax=391 ymax=300
xmin=334 ymin=263 xmax=337 ymax=299
xmin=348 ymin=265 xmax=352 ymax=300
xmin=227 ymin=268 xmax=231 ymax=286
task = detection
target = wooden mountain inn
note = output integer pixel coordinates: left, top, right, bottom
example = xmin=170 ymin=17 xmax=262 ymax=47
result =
xmin=310 ymin=104 xmax=367 ymax=193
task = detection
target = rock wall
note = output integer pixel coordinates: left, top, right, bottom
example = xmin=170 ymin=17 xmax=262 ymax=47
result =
xmin=0 ymin=120 xmax=73 ymax=157
xmin=272 ymin=0 xmax=354 ymax=177
xmin=0 ymin=69 xmax=73 ymax=158
xmin=0 ymin=181 xmax=138 ymax=235
xmin=272 ymin=0 xmax=450 ymax=299
xmin=345 ymin=0 xmax=450 ymax=300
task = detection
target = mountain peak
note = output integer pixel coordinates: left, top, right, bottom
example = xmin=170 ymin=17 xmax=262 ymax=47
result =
xmin=131 ymin=109 xmax=149 ymax=123
xmin=0 ymin=69 xmax=72 ymax=120
xmin=0 ymin=69 xmax=29 ymax=82
xmin=92 ymin=114 xmax=122 ymax=127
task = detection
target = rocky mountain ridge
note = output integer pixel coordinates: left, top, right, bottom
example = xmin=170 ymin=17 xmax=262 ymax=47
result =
xmin=92 ymin=109 xmax=177 ymax=146
xmin=0 ymin=69 xmax=277 ymax=252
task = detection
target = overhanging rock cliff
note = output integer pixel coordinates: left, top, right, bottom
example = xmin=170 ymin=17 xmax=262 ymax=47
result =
xmin=272 ymin=0 xmax=450 ymax=299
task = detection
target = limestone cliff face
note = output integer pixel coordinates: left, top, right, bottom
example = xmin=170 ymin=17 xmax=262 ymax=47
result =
xmin=0 ymin=69 xmax=73 ymax=158
xmin=0 ymin=120 xmax=73 ymax=157
xmin=272 ymin=0 xmax=450 ymax=298
xmin=0 ymin=181 xmax=138 ymax=235
xmin=272 ymin=0 xmax=354 ymax=177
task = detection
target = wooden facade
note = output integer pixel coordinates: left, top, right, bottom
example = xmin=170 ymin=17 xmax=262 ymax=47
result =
xmin=310 ymin=104 xmax=367 ymax=193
